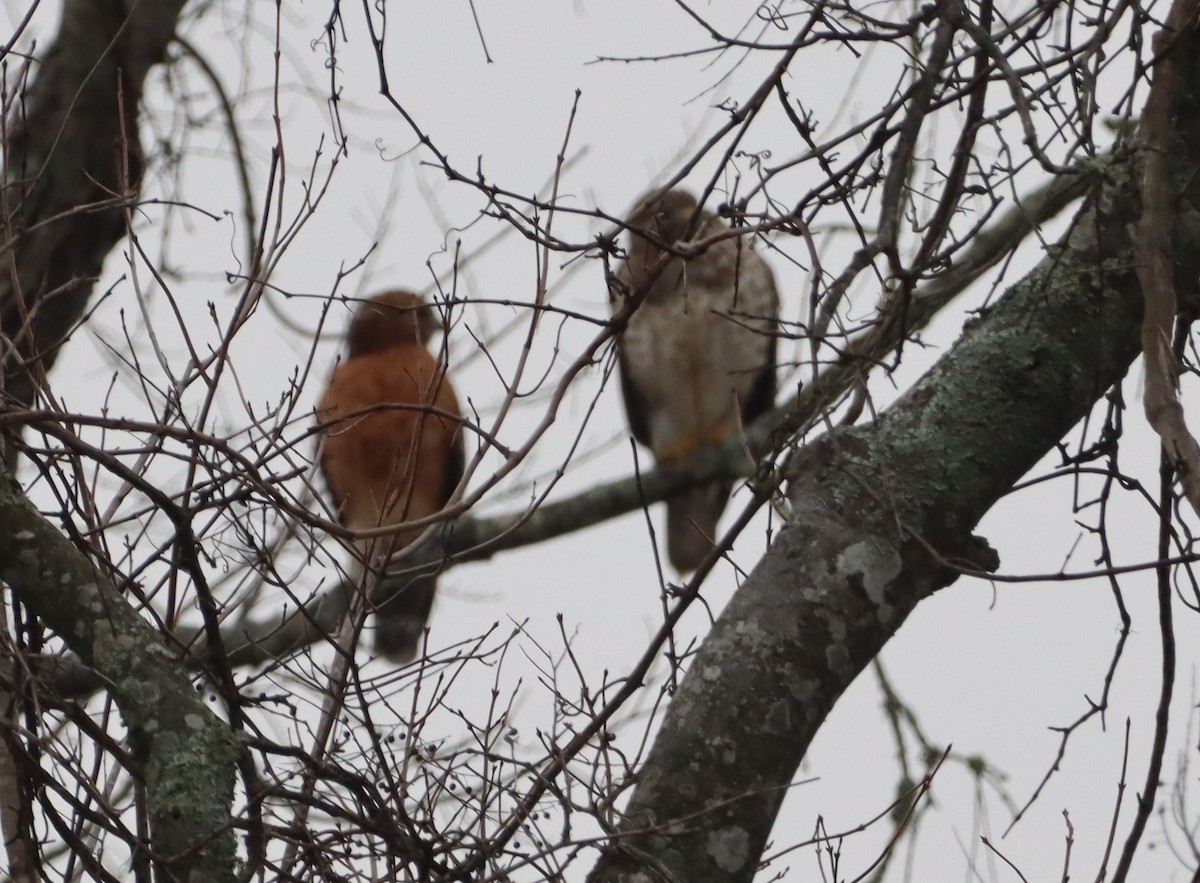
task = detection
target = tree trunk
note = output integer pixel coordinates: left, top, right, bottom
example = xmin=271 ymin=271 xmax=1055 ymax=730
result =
xmin=1 ymin=0 xmax=186 ymax=414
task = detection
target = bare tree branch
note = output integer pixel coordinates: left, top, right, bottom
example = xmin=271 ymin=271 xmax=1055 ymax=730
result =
xmin=586 ymin=35 xmax=1200 ymax=877
xmin=0 ymin=0 xmax=188 ymax=417
xmin=0 ymin=467 xmax=239 ymax=881
xmin=0 ymin=2 xmax=241 ymax=879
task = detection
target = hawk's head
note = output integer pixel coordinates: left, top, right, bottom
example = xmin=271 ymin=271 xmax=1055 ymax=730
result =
xmin=345 ymin=289 xmax=443 ymax=356
xmin=628 ymin=188 xmax=700 ymax=244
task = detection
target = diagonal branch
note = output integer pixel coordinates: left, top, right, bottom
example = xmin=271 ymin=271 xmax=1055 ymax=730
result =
xmin=585 ymin=22 xmax=1200 ymax=878
xmin=588 ymin=179 xmax=1142 ymax=883
xmin=0 ymin=2 xmax=239 ymax=879
xmin=211 ymin=158 xmax=1093 ymax=668
xmin=0 ymin=0 xmax=188 ymax=418
xmin=6 ymin=159 xmax=1095 ymax=690
xmin=0 ymin=468 xmax=240 ymax=881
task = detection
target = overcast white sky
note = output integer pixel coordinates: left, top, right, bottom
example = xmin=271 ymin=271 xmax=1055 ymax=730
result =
xmin=10 ymin=0 xmax=1200 ymax=879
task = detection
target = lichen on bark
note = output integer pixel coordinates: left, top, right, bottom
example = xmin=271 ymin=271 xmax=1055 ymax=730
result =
xmin=0 ymin=473 xmax=241 ymax=881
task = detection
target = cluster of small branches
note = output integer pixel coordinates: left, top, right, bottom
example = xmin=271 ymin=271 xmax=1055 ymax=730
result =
xmin=0 ymin=0 xmax=1198 ymax=881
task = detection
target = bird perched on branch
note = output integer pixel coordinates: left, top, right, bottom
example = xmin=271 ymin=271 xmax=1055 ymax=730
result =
xmin=315 ymin=290 xmax=465 ymax=660
xmin=610 ymin=189 xmax=778 ymax=572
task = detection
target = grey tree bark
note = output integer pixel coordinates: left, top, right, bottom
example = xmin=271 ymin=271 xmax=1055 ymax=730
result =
xmin=0 ymin=2 xmax=239 ymax=881
xmin=0 ymin=473 xmax=241 ymax=882
xmin=2 ymin=1 xmax=1198 ymax=882
xmin=586 ymin=29 xmax=1200 ymax=883
xmin=1 ymin=0 xmax=186 ymax=415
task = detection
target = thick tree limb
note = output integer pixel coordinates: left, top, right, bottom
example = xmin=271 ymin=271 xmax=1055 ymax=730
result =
xmin=0 ymin=2 xmax=238 ymax=880
xmin=0 ymin=0 xmax=187 ymax=415
xmin=589 ymin=189 xmax=1140 ymax=881
xmin=0 ymin=3 xmax=1170 ymax=882
xmin=0 ymin=469 xmax=240 ymax=882
xmin=585 ymin=36 xmax=1200 ymax=883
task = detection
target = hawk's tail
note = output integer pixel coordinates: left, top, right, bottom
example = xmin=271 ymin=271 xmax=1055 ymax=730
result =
xmin=666 ymin=480 xmax=733 ymax=573
xmin=372 ymin=571 xmax=438 ymax=662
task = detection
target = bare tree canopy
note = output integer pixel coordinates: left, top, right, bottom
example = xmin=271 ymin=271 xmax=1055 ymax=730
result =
xmin=2 ymin=0 xmax=1200 ymax=881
